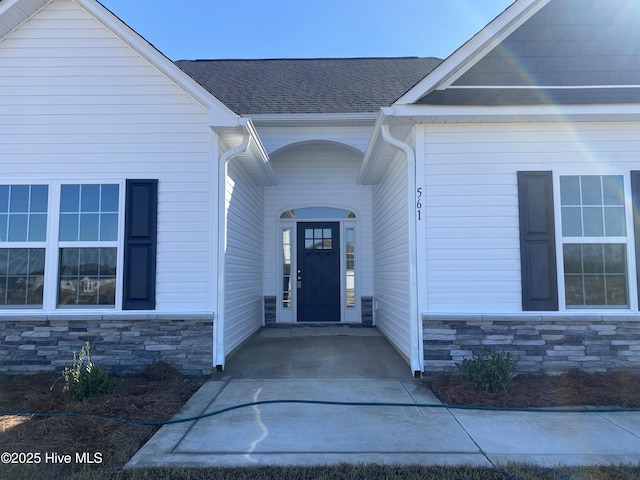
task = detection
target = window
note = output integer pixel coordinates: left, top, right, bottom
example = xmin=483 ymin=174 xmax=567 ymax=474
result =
xmin=282 ymin=228 xmax=291 ymax=308
xmin=281 ymin=208 xmax=355 ymax=219
xmin=345 ymin=227 xmax=355 ymax=308
xmin=0 ymin=180 xmax=157 ymax=311
xmin=0 ymin=185 xmax=48 ymax=306
xmin=58 ymin=184 xmax=119 ymax=306
xmin=560 ymin=175 xmax=628 ymax=307
xmin=304 ymin=228 xmax=332 ymax=250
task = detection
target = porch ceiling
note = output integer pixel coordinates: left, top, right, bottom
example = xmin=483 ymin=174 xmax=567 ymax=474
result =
xmin=216 ymin=124 xmax=278 ymax=186
xmin=358 ymin=117 xmax=414 ymax=185
xmin=0 ymin=0 xmax=50 ymax=39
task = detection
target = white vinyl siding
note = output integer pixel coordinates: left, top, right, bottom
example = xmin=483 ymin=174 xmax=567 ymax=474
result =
xmin=372 ymin=150 xmax=411 ymax=360
xmin=422 ymin=122 xmax=640 ymax=314
xmin=0 ymin=0 xmax=214 ymax=313
xmin=224 ymin=159 xmax=265 ymax=353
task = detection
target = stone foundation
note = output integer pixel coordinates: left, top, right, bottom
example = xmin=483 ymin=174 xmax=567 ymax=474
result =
xmin=423 ymin=315 xmax=640 ymax=375
xmin=361 ymin=297 xmax=374 ymax=326
xmin=0 ymin=314 xmax=214 ymax=375
xmin=264 ymin=296 xmax=277 ymax=326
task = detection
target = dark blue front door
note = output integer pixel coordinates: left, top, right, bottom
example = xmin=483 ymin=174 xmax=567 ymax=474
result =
xmin=296 ymin=222 xmax=340 ymax=322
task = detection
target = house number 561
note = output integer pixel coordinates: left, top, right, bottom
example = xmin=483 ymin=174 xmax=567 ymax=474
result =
xmin=416 ymin=187 xmax=423 ymax=221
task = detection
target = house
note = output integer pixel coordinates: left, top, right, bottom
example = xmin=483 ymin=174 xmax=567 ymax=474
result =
xmin=1 ymin=0 xmax=639 ymax=376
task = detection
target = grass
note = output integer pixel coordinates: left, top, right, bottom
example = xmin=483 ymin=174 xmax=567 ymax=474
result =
xmin=1 ymin=365 xmax=640 ymax=479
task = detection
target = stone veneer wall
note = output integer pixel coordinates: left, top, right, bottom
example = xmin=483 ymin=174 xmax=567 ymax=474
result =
xmin=423 ymin=315 xmax=640 ymax=375
xmin=0 ymin=314 xmax=214 ymax=375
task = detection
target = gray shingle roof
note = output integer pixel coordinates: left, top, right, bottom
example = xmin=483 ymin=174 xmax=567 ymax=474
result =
xmin=453 ymin=0 xmax=640 ymax=89
xmin=420 ymin=0 xmax=640 ymax=106
xmin=175 ymin=57 xmax=442 ymax=115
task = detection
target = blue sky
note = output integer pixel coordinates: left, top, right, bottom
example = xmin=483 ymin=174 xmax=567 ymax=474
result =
xmin=99 ymin=0 xmax=514 ymax=61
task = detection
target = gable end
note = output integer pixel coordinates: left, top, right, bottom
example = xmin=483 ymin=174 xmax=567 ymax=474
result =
xmin=418 ymin=0 xmax=640 ymax=106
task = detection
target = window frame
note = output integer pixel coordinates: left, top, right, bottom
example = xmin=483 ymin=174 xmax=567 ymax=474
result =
xmin=554 ymin=172 xmax=638 ymax=311
xmin=56 ymin=183 xmax=122 ymax=308
xmin=0 ymin=180 xmax=128 ymax=312
xmin=0 ymin=183 xmax=49 ymax=308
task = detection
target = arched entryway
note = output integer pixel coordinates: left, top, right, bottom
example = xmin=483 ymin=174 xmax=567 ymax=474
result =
xmin=263 ymin=141 xmax=373 ymax=324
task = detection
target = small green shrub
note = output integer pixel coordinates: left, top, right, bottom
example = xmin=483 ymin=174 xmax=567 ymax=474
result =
xmin=62 ymin=341 xmax=120 ymax=400
xmin=456 ymin=349 xmax=519 ymax=394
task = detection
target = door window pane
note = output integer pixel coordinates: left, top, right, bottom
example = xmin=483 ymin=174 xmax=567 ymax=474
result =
xmin=305 ymin=227 xmax=333 ymax=250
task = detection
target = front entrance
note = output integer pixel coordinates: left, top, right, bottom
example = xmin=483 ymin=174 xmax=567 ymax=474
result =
xmin=296 ymin=222 xmax=340 ymax=322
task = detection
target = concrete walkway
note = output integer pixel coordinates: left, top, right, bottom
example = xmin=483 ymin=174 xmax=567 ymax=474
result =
xmin=127 ymin=326 xmax=640 ymax=469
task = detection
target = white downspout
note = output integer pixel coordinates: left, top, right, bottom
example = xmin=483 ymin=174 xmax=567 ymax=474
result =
xmin=380 ymin=125 xmax=424 ymax=376
xmin=214 ymin=134 xmax=252 ymax=370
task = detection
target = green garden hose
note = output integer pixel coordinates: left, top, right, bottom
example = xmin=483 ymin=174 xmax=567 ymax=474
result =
xmin=2 ymin=399 xmax=639 ymax=426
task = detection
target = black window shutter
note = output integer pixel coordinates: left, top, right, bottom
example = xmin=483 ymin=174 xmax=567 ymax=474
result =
xmin=517 ymin=171 xmax=558 ymax=311
xmin=631 ymin=172 xmax=640 ymax=308
xmin=123 ymin=179 xmax=158 ymax=310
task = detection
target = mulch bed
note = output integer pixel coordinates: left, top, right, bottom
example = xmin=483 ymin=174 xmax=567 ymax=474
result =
xmin=2 ymin=365 xmax=640 ymax=479
xmin=427 ymin=370 xmax=640 ymax=408
xmin=0 ymin=363 xmax=205 ymax=477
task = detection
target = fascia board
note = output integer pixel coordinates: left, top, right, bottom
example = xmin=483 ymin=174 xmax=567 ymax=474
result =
xmin=385 ymin=103 xmax=640 ymax=122
xmin=248 ymin=112 xmax=379 ymax=128
xmin=395 ymin=0 xmax=549 ymax=106
xmin=78 ymin=0 xmax=239 ymax=126
xmin=357 ymin=110 xmax=388 ymax=184
xmin=244 ymin=119 xmax=278 ymax=186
